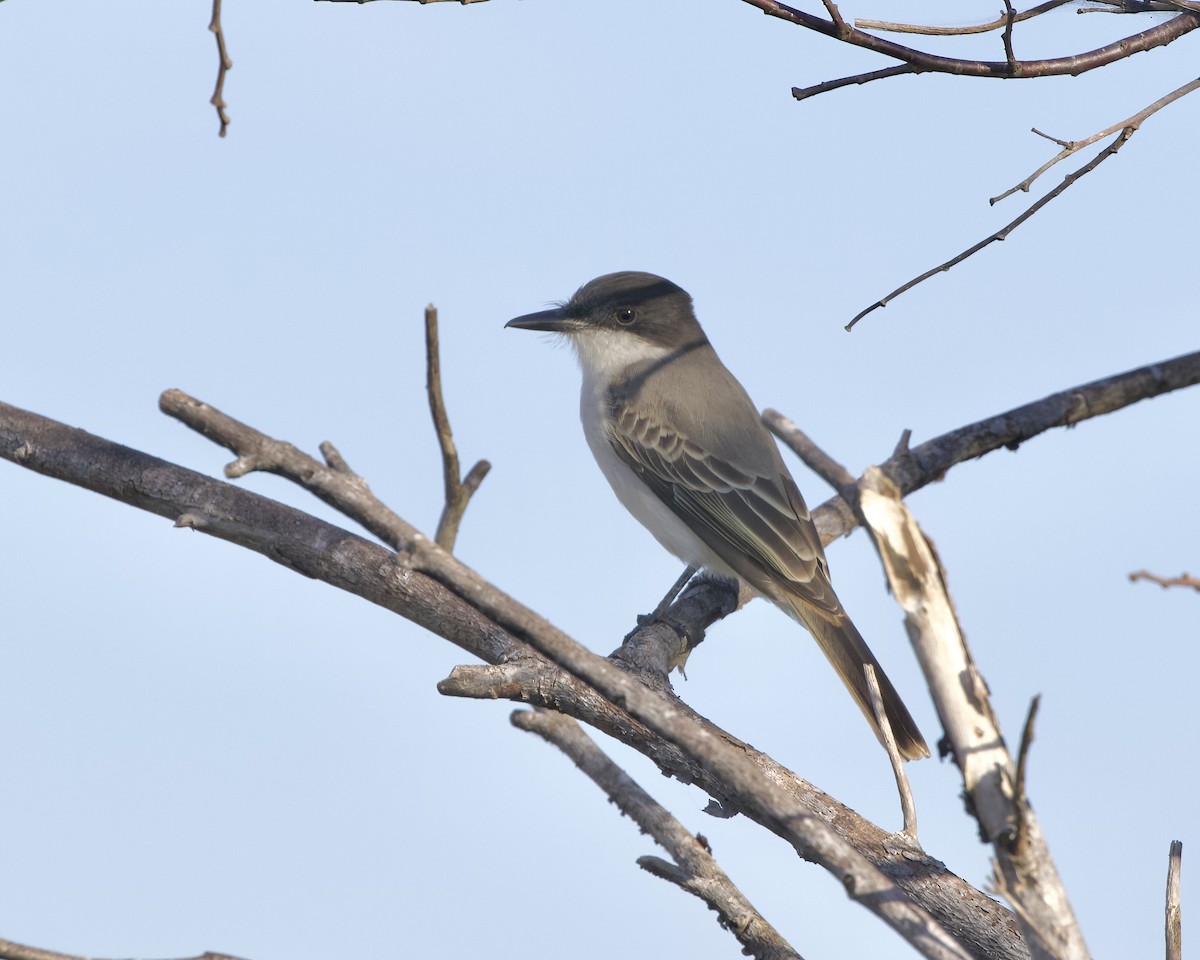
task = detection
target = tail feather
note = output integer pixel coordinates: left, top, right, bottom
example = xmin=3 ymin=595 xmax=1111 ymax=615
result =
xmin=783 ymin=599 xmax=929 ymax=761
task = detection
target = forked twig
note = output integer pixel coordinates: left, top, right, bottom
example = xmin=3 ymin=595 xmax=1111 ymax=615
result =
xmin=846 ymin=125 xmax=1135 ymax=330
xmin=425 ymin=304 xmax=491 ymax=551
xmin=991 ymin=74 xmax=1200 ymax=204
xmin=845 ymin=73 xmax=1200 ymax=328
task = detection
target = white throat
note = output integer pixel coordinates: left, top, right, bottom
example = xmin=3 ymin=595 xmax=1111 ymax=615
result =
xmin=568 ymin=329 xmax=737 ymax=579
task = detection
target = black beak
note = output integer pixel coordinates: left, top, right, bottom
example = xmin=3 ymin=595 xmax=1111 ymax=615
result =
xmin=505 ymin=307 xmax=575 ymax=332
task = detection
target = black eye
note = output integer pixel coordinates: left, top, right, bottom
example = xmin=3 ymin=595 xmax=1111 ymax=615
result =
xmin=615 ymin=307 xmax=636 ymax=325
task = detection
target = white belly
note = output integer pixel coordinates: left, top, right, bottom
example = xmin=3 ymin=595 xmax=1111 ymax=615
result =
xmin=579 ymin=380 xmax=740 ymax=581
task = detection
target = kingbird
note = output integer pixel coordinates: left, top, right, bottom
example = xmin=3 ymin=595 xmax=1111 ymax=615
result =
xmin=506 ymin=271 xmax=929 ymax=760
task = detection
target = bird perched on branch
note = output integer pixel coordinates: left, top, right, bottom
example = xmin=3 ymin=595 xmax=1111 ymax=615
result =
xmin=507 ymin=271 xmax=928 ymax=760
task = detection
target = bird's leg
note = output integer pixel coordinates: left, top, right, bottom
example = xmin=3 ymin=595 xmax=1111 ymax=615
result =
xmin=622 ymin=565 xmax=698 ymax=644
xmin=648 ymin=565 xmax=698 ymax=620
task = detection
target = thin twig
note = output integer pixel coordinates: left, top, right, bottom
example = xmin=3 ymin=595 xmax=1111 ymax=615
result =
xmin=857 ymin=0 xmax=1070 ymax=35
xmin=424 ymin=305 xmax=491 ymax=551
xmin=991 ymin=74 xmax=1200 ymax=204
xmin=865 ymin=664 xmax=919 ymax=839
xmin=1129 ymin=570 xmax=1200 ymax=592
xmin=846 ymin=125 xmax=1136 ymax=330
xmin=1166 ymin=841 xmax=1183 ymax=960
xmin=513 ymin=709 xmax=804 ymax=960
xmin=792 ymin=65 xmax=919 ymax=100
xmin=208 ymin=0 xmax=232 ymax=138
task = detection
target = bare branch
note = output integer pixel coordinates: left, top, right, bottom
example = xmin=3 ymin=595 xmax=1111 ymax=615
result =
xmin=1129 ymin=570 xmax=1200 ymax=592
xmin=15 ymin=351 xmax=1199 ymax=957
xmin=840 ymin=75 xmax=1197 ymax=325
xmin=854 ymin=470 xmax=1089 ymax=960
xmin=159 ymin=388 xmax=420 ymax=553
xmin=0 ymin=937 xmax=245 ymax=960
xmin=856 ymin=1 xmax=1071 ymax=36
xmin=513 ymin=709 xmax=804 ymax=960
xmin=846 ymin=124 xmax=1135 ymax=329
xmin=991 ymin=74 xmax=1200 ymax=204
xmin=469 ymin=592 xmax=973 ymax=959
xmin=742 ymin=1 xmax=1200 ymax=82
xmin=0 ymin=400 xmax=1027 ymax=960
xmin=1166 ymin=841 xmax=1183 ymax=960
xmin=768 ymin=350 xmax=1200 ymax=544
xmin=792 ymin=64 xmax=920 ymax=101
xmin=425 ymin=304 xmax=491 ymax=550
xmin=208 ymin=0 xmax=232 ymax=138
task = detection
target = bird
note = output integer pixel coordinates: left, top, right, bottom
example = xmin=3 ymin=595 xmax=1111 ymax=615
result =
xmin=506 ymin=271 xmax=929 ymax=760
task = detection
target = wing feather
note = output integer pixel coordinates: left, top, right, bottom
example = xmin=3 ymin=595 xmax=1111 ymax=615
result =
xmin=608 ymin=406 xmax=841 ymax=617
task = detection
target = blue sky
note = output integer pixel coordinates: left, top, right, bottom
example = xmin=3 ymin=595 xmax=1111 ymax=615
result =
xmin=2 ymin=2 xmax=1197 ymax=958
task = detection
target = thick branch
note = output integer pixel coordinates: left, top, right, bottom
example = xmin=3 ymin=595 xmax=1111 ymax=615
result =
xmin=0 ymin=400 xmax=1026 ymax=960
xmin=855 ymin=471 xmax=1088 ymax=960
xmin=768 ymin=348 xmax=1200 ymax=545
xmin=743 ymin=0 xmax=1200 ymax=81
xmin=452 ymin=597 xmax=972 ymax=959
xmin=11 ymin=352 xmax=1196 ymax=956
xmin=768 ymin=416 xmax=1092 ymax=958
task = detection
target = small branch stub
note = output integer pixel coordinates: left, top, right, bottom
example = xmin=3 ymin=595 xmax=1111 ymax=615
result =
xmin=1166 ymin=840 xmax=1182 ymax=960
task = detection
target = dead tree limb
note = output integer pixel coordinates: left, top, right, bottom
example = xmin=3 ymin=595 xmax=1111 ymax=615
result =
xmin=0 ymin=398 xmax=1026 ymax=960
